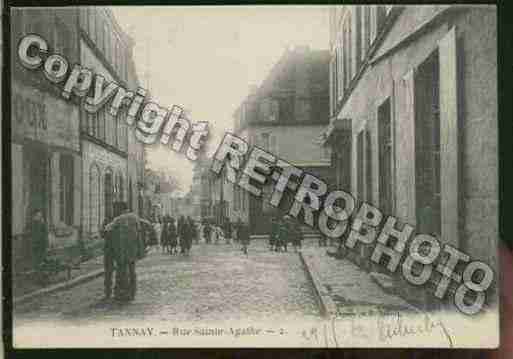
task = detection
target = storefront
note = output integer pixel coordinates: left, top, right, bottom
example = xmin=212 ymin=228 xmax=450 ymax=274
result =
xmin=11 ymin=80 xmax=81 ymax=272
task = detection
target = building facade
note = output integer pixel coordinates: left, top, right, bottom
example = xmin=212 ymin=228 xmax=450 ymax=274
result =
xmin=324 ymin=5 xmax=498 ymax=308
xmin=11 ymin=9 xmax=82 ymax=272
xmin=233 ymin=46 xmax=332 ymax=234
xmin=78 ymin=8 xmax=143 ymax=247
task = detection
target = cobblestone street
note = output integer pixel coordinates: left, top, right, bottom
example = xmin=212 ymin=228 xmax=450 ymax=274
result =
xmin=14 ymin=241 xmax=322 ymax=326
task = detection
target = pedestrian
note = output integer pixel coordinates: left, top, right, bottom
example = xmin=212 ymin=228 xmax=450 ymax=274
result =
xmin=289 ymin=218 xmax=303 ymax=252
xmin=270 ymin=216 xmax=279 ymax=251
xmin=146 ymin=219 xmax=158 ymax=251
xmin=189 ymin=217 xmax=198 ymax=245
xmin=238 ymin=219 xmax=250 ymax=255
xmin=28 ymin=209 xmax=49 ymax=273
xmin=167 ymin=217 xmax=178 ymax=255
xmin=160 ymin=216 xmax=169 ymax=253
xmin=223 ymin=219 xmax=232 ymax=244
xmin=278 ymin=217 xmax=289 ymax=252
xmin=203 ymin=221 xmax=212 ymax=244
xmin=178 ymin=215 xmax=188 ymax=255
xmin=185 ymin=216 xmax=194 ymax=255
xmin=105 ymin=201 xmax=145 ymax=302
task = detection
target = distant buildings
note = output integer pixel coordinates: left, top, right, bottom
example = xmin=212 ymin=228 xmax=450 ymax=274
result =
xmin=231 ymin=46 xmax=332 ymax=233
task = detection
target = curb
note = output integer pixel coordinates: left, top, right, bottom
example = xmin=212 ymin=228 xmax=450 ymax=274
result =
xmin=14 ymin=268 xmax=105 ymax=306
xmin=299 ymin=250 xmax=337 ymax=318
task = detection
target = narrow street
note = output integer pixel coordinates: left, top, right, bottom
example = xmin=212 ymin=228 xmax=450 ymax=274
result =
xmin=14 ymin=241 xmax=322 ymax=326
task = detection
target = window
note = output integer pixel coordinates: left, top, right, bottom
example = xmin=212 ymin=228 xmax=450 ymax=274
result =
xmin=88 ymin=8 xmax=95 ymax=40
xmin=104 ymin=170 xmax=114 ymax=222
xmin=279 ymin=97 xmax=294 ymax=122
xmin=259 ymin=99 xmax=274 ymax=122
xmin=260 ymin=133 xmax=270 ymax=151
xmin=59 ymin=154 xmax=74 ymax=225
xmin=89 ymin=164 xmax=101 ymax=233
xmin=114 ymin=40 xmax=119 ymax=73
xmin=365 ymin=130 xmax=372 ymax=203
xmin=357 ymin=130 xmax=365 ymax=202
xmin=362 ymin=6 xmax=371 ymax=59
xmin=338 ymin=34 xmax=344 ymax=97
xmin=104 ymin=23 xmax=110 ymax=61
xmin=116 ymin=173 xmax=124 ymax=201
xmin=269 ymin=135 xmax=277 ymax=155
xmin=54 ymin=18 xmax=72 ymax=57
xmin=376 ymin=5 xmax=387 ymax=35
xmin=80 ymin=8 xmax=88 ymax=31
xmin=98 ymin=109 xmax=106 ymax=141
xmin=415 ymin=51 xmax=440 ymax=237
xmin=296 ymin=98 xmax=311 ymax=122
xmin=96 ymin=14 xmax=103 ymax=55
xmin=378 ymin=98 xmax=392 ymax=215
xmin=353 ymin=6 xmax=362 ymax=74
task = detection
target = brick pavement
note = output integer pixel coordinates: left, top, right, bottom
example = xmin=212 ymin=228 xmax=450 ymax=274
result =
xmin=14 ymin=242 xmax=322 ymax=325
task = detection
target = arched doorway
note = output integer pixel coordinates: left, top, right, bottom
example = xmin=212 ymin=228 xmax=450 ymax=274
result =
xmin=104 ymin=168 xmax=114 ymax=222
xmin=116 ymin=172 xmax=124 ymax=202
xmin=89 ymin=164 xmax=101 ymax=234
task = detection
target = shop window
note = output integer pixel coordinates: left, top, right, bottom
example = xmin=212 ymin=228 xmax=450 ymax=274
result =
xmin=59 ymin=154 xmax=74 ymax=226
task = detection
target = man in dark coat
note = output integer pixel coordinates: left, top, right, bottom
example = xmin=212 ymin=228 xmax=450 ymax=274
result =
xmin=203 ymin=221 xmax=212 ymax=244
xmin=167 ymin=217 xmax=178 ymax=254
xmin=105 ymin=201 xmax=145 ymax=302
xmin=270 ymin=216 xmax=279 ymax=251
xmin=185 ymin=216 xmax=194 ymax=254
xmin=277 ymin=217 xmax=290 ymax=252
xmin=29 ymin=209 xmax=49 ymax=269
xmin=178 ymin=215 xmax=188 ymax=255
xmin=238 ymin=219 xmax=250 ymax=255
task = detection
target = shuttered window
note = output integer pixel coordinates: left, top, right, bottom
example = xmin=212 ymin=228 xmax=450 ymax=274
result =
xmin=378 ymin=99 xmax=393 ymax=215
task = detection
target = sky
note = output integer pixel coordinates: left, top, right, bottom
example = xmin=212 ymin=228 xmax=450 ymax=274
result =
xmin=111 ymin=6 xmax=329 ymax=191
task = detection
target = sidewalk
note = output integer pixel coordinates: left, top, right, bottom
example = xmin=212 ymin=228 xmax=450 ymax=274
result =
xmin=300 ymin=246 xmax=418 ymax=317
xmin=13 ymin=254 xmax=105 ymax=305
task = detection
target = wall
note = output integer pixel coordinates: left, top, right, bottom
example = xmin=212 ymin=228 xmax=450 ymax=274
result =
xmin=334 ymin=6 xmax=498 ymax=270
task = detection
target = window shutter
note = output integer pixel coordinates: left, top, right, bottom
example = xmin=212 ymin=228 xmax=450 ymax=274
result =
xmin=438 ymin=27 xmax=459 ymax=247
xmin=394 ymin=70 xmax=416 ymax=225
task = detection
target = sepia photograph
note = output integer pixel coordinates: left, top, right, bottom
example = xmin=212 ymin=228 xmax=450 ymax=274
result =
xmin=7 ymin=4 xmax=501 ymax=350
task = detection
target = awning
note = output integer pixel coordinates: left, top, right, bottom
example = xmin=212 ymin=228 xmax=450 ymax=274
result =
xmin=320 ymin=117 xmax=352 ymax=147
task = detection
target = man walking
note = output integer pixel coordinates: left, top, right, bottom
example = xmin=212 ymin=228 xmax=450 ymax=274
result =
xmin=105 ymin=201 xmax=145 ymax=302
xmin=238 ymin=219 xmax=250 ymax=255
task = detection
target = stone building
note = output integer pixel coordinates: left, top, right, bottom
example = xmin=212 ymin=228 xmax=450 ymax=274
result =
xmin=232 ymin=46 xmax=332 ymax=234
xmin=11 ymin=9 xmax=82 ymax=271
xmin=78 ymin=8 xmax=144 ymax=246
xmin=323 ymin=5 xmax=498 ymax=308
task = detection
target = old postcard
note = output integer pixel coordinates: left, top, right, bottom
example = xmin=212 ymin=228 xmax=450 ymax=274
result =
xmin=9 ymin=5 xmax=499 ymax=348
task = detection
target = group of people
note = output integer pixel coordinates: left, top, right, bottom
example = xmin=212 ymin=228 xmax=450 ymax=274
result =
xmin=201 ymin=220 xmax=232 ymax=245
xmin=158 ymin=215 xmax=196 ymax=255
xmin=269 ymin=215 xmax=303 ymax=252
